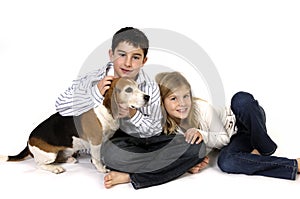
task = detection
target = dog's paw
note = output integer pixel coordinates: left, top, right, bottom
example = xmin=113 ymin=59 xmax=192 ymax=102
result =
xmin=103 ymin=165 xmax=110 ymax=173
xmin=66 ymin=157 xmax=77 ymax=164
xmin=91 ymin=158 xmax=109 ymax=173
xmin=97 ymin=166 xmax=109 ymax=173
xmin=52 ymin=166 xmax=65 ymax=174
xmin=97 ymin=165 xmax=110 ymax=173
xmin=39 ymin=164 xmax=65 ymax=174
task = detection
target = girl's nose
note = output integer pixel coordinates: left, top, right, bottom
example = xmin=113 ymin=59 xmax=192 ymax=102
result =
xmin=178 ymin=98 xmax=185 ymax=106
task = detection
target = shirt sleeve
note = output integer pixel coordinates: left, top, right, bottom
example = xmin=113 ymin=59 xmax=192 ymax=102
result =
xmin=55 ymin=68 xmax=106 ymax=116
xmin=128 ymin=81 xmax=163 ymax=137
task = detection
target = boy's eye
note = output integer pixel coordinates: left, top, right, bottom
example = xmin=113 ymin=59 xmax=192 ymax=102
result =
xmin=118 ymin=52 xmax=126 ymax=57
xmin=133 ymin=56 xmax=140 ymax=60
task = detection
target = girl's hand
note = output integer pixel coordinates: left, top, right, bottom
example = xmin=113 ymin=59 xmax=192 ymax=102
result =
xmin=184 ymin=128 xmax=203 ymax=144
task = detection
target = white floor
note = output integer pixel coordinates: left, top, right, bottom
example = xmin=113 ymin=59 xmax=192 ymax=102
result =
xmin=1 ymin=144 xmax=300 ymax=199
xmin=1 ymin=1 xmax=300 ymax=198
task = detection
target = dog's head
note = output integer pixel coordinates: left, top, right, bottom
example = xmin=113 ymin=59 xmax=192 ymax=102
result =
xmin=103 ymin=77 xmax=150 ymax=117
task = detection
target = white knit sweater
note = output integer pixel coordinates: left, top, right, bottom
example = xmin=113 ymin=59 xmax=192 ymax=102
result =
xmin=192 ymin=98 xmax=237 ymax=150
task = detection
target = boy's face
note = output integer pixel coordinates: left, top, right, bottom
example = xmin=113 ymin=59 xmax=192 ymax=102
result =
xmin=109 ymin=41 xmax=147 ymax=79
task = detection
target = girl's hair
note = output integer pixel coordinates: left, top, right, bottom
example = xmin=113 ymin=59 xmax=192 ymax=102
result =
xmin=112 ymin=27 xmax=149 ymax=58
xmin=155 ymin=71 xmax=198 ymax=134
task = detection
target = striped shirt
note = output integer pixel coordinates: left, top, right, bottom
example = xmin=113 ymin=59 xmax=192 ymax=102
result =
xmin=55 ymin=62 xmax=163 ymax=138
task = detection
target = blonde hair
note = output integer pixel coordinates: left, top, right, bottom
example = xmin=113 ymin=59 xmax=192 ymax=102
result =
xmin=155 ymin=71 xmax=199 ymax=135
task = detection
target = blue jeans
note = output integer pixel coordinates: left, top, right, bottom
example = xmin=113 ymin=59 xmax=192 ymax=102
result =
xmin=217 ymin=91 xmax=298 ymax=180
xmin=101 ymin=129 xmax=206 ymax=189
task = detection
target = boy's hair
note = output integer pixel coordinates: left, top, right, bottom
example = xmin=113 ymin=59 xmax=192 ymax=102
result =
xmin=112 ymin=27 xmax=149 ymax=58
xmin=155 ymin=71 xmax=198 ymax=134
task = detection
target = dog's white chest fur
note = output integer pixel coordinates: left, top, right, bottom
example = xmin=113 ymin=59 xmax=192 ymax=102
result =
xmin=93 ymin=104 xmax=119 ymax=136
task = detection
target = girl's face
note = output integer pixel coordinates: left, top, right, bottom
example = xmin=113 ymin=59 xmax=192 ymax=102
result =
xmin=109 ymin=41 xmax=147 ymax=79
xmin=164 ymin=87 xmax=192 ymax=123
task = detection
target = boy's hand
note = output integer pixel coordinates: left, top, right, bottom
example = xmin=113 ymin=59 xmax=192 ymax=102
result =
xmin=117 ymin=104 xmax=137 ymax=118
xmin=184 ymin=128 xmax=203 ymax=144
xmin=97 ymin=76 xmax=114 ymax=96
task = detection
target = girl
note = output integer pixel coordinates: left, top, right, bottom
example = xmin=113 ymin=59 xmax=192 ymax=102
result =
xmin=159 ymin=71 xmax=300 ymax=180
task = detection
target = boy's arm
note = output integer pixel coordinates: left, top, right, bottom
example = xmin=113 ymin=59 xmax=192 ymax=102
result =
xmin=55 ymin=68 xmax=106 ymax=116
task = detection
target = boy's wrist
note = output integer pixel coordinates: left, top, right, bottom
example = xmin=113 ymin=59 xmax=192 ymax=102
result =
xmin=129 ymin=108 xmax=137 ymax=118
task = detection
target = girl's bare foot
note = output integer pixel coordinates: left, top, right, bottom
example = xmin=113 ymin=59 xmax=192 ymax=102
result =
xmin=251 ymin=149 xmax=260 ymax=155
xmin=297 ymin=158 xmax=300 ymax=173
xmin=104 ymin=171 xmax=130 ymax=189
xmin=188 ymin=156 xmax=210 ymax=174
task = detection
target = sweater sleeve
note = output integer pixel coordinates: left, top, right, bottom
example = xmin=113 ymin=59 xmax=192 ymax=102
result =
xmin=194 ymin=99 xmax=234 ymax=149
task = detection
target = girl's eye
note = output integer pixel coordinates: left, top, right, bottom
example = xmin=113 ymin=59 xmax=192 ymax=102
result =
xmin=184 ymin=94 xmax=190 ymax=99
xmin=170 ymin=97 xmax=176 ymax=101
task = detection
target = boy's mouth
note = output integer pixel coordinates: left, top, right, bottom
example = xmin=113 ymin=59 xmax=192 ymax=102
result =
xmin=121 ymin=68 xmax=132 ymax=74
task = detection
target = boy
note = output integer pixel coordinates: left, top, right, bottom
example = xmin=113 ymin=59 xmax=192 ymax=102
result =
xmin=56 ymin=28 xmax=206 ymax=189
xmin=55 ymin=27 xmax=162 ymax=137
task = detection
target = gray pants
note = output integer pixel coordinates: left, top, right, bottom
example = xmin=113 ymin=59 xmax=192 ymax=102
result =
xmin=101 ymin=129 xmax=206 ymax=189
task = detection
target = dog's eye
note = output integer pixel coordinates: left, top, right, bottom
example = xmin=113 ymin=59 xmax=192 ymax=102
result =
xmin=125 ymin=87 xmax=133 ymax=93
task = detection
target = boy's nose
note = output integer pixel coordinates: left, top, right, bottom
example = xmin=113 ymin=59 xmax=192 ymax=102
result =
xmin=124 ymin=57 xmax=132 ymax=67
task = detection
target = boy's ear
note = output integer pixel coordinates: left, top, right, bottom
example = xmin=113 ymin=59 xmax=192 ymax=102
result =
xmin=142 ymin=57 xmax=148 ymax=65
xmin=109 ymin=49 xmax=113 ymax=61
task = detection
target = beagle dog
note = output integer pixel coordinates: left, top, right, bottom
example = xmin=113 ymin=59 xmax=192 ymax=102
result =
xmin=0 ymin=77 xmax=150 ymax=174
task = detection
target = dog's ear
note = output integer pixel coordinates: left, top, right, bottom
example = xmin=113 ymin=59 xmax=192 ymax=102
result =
xmin=103 ymin=78 xmax=120 ymax=117
xmin=110 ymin=90 xmax=119 ymax=119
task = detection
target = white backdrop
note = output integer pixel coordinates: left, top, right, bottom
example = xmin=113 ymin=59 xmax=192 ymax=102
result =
xmin=1 ymin=0 xmax=300 ymax=198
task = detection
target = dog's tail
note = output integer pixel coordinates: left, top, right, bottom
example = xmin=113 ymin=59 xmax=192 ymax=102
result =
xmin=0 ymin=145 xmax=32 ymax=162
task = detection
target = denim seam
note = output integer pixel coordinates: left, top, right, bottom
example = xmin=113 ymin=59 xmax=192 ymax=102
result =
xmin=129 ymin=157 xmax=204 ymax=189
xmin=260 ymin=146 xmax=277 ymax=156
xmin=129 ymin=174 xmax=140 ymax=189
xmin=232 ymin=153 xmax=297 ymax=180
xmin=291 ymin=160 xmax=297 ymax=180
xmin=129 ymin=163 xmax=189 ymax=189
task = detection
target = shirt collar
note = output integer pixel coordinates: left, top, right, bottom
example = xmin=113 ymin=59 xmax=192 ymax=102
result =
xmin=136 ymin=68 xmax=151 ymax=85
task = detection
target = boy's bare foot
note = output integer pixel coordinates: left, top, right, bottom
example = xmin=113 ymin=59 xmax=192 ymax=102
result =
xmin=188 ymin=156 xmax=210 ymax=174
xmin=104 ymin=171 xmax=130 ymax=189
